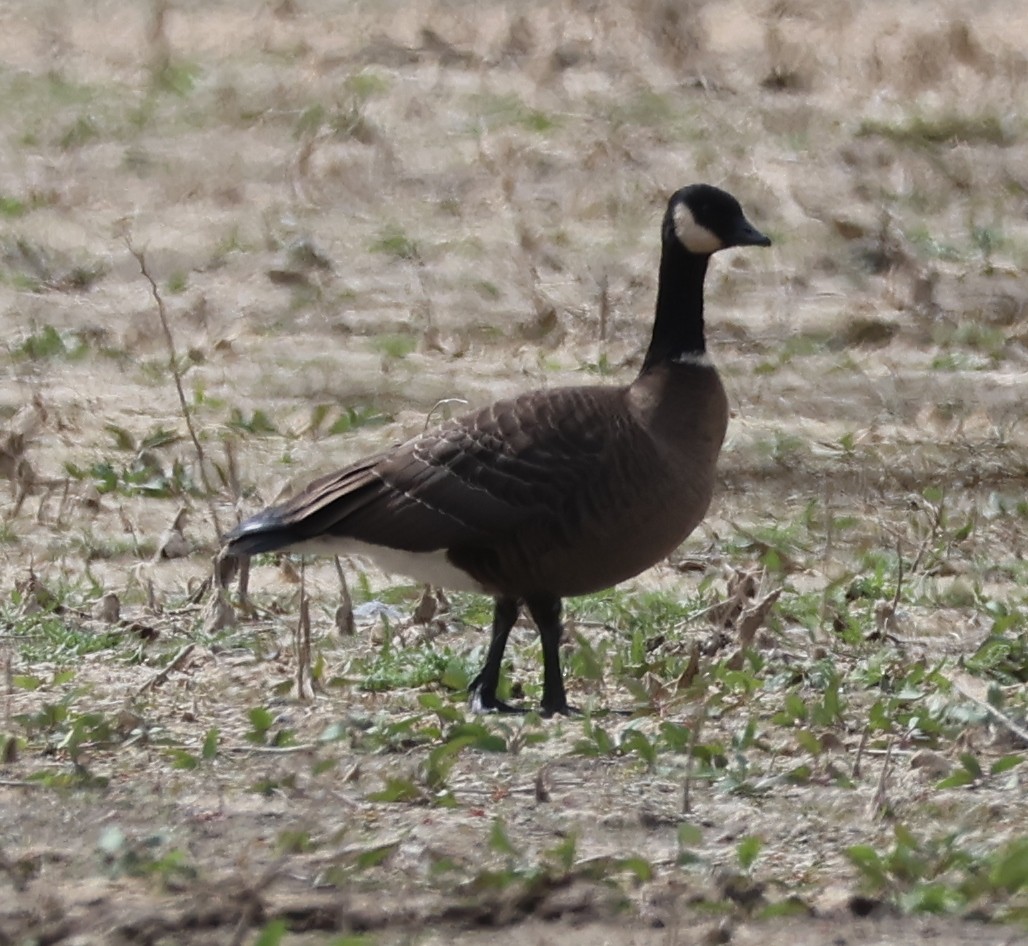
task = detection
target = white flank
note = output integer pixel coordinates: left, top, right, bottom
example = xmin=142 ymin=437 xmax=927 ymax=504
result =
xmin=285 ymin=536 xmax=489 ymax=593
xmin=673 ymin=203 xmax=723 ymax=255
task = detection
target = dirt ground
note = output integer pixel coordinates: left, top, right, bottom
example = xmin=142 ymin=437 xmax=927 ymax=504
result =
xmin=1 ymin=1 xmax=1027 ymax=943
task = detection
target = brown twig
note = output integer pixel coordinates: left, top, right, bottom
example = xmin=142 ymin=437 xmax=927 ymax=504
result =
xmin=869 ymin=736 xmax=894 ymax=820
xmin=852 ymin=724 xmax=870 ymax=779
xmin=891 ymin=536 xmax=904 ymax=613
xmin=597 ymin=272 xmax=610 ymax=343
xmin=295 ymin=559 xmax=314 ymax=700
xmin=2 ymin=648 xmax=11 ymax=731
xmin=137 ymin=643 xmax=196 ymax=695
xmin=682 ymin=702 xmax=707 ymax=815
xmin=333 ymin=556 xmax=355 ymax=635
xmin=127 ymin=240 xmax=224 ymax=540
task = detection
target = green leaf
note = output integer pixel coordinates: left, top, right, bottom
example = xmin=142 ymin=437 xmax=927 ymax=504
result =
xmin=618 ymin=855 xmax=654 ymax=883
xmin=12 ymin=675 xmax=43 ymax=691
xmin=957 ymin=752 xmax=982 ymax=779
xmin=935 ymin=769 xmax=975 ymax=790
xmin=794 ymin=729 xmax=822 ymax=756
xmin=355 ymin=840 xmax=400 ymax=870
xmin=990 ymin=754 xmax=1024 ymax=775
xmin=252 ymin=919 xmax=287 ymax=946
xmin=104 ymin=424 xmax=136 ymax=451
xmin=846 ymin=844 xmax=887 ymax=887
xmin=660 ymin=722 xmax=691 ymax=752
xmin=677 ymin=823 xmax=703 ymax=846
xmin=868 ymin=700 xmax=891 ymax=732
xmin=308 ymin=403 xmax=332 ymax=435
xmin=786 ymin=763 xmax=812 ymax=784
xmin=167 ymin=748 xmax=200 ymax=770
xmin=620 ymin=729 xmax=657 ymax=767
xmin=445 ymin=722 xmax=507 ymax=753
xmin=246 ymin=706 xmax=274 ymax=743
xmin=366 ymin=777 xmax=423 ymax=804
xmin=201 ymin=728 xmax=219 ymax=760
xmin=737 ymin=835 xmax=763 ymax=871
xmin=990 ymin=839 xmax=1028 ymax=893
xmin=758 ymin=897 xmax=813 ymax=919
xmin=489 ymin=817 xmax=520 ymax=858
xmin=138 ymin=426 xmax=180 ymax=451
xmin=900 ymin=882 xmax=961 ymax=914
xmin=441 ymin=659 xmax=470 ymax=691
xmin=784 ymin=692 xmax=807 ymax=722
xmin=547 ymin=834 xmax=577 ymax=872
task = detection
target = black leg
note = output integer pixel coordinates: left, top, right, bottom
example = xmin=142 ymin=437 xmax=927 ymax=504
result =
xmin=468 ymin=597 xmax=523 ymax=713
xmin=525 ymin=594 xmax=573 ymax=717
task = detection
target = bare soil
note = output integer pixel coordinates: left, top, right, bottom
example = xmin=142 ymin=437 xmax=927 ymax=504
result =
xmin=1 ymin=1 xmax=1026 ymax=943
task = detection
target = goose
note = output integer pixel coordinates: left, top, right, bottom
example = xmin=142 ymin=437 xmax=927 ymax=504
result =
xmin=224 ymin=184 xmax=771 ymax=716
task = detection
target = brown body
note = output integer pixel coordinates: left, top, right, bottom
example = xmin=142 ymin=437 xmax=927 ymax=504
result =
xmin=246 ymin=362 xmax=728 ymax=599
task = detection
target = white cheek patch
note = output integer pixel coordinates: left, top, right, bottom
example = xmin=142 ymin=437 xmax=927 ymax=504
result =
xmin=673 ymin=203 xmax=723 ymax=254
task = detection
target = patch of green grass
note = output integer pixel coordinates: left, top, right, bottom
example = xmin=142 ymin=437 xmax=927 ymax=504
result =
xmin=368 ymin=333 xmax=417 ymax=359
xmin=966 ymin=631 xmax=1028 ymax=684
xmin=57 ymin=114 xmax=100 ymax=149
xmin=472 ymin=279 xmax=501 ymax=300
xmin=570 ymin=587 xmax=701 ymax=636
xmin=848 ymin=827 xmax=1028 ymax=918
xmin=98 ymin=825 xmax=199 ymax=888
xmin=65 ymin=453 xmax=199 ymax=501
xmin=305 ymin=403 xmax=390 ymax=437
xmin=933 ymin=321 xmax=1007 ymax=359
xmin=577 ymin=352 xmax=618 ymax=376
xmin=11 ymin=325 xmax=90 ymax=361
xmin=905 ymin=226 xmax=963 ymax=262
xmin=603 ymin=88 xmax=680 ymax=129
xmin=7 ymin=608 xmax=122 ymax=662
xmin=294 ymin=100 xmax=370 ymax=141
xmin=165 ymin=271 xmax=188 ymax=294
xmin=67 ymin=531 xmax=156 ymax=562
xmin=0 ymin=239 xmax=107 ymax=294
xmin=227 ymin=406 xmax=278 ymax=436
xmin=445 ymin=592 xmax=497 ymax=627
xmin=858 ymin=111 xmax=1016 ymax=147
xmin=0 ymin=195 xmax=29 ymax=218
xmin=354 ymin=646 xmax=472 ymax=693
xmin=469 ymin=91 xmax=559 ymax=133
xmin=369 ymin=225 xmax=419 ymax=261
xmin=345 ymin=71 xmax=390 ymax=100
xmin=150 ymin=60 xmax=201 ymax=97
xmin=929 ymin=351 xmax=992 ymax=372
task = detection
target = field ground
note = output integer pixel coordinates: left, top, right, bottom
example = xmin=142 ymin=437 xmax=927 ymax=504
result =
xmin=1 ymin=1 xmax=1027 ymax=943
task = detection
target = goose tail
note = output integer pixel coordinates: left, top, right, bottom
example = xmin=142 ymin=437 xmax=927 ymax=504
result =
xmin=224 ymin=512 xmax=302 ymax=557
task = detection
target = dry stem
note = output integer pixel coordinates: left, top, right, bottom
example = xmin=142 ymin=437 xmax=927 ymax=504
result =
xmin=127 ymin=240 xmax=224 ymax=541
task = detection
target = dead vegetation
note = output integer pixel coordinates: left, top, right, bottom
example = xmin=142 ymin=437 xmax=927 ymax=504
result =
xmin=0 ymin=0 xmax=1026 ymax=943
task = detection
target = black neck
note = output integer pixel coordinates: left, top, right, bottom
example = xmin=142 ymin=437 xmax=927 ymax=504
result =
xmin=641 ymin=241 xmax=710 ymax=373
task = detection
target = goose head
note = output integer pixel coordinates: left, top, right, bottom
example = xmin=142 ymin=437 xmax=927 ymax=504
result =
xmin=665 ymin=183 xmax=772 ymax=256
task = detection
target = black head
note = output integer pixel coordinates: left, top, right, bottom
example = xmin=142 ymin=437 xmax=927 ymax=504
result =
xmin=663 ymin=184 xmax=771 ymax=256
